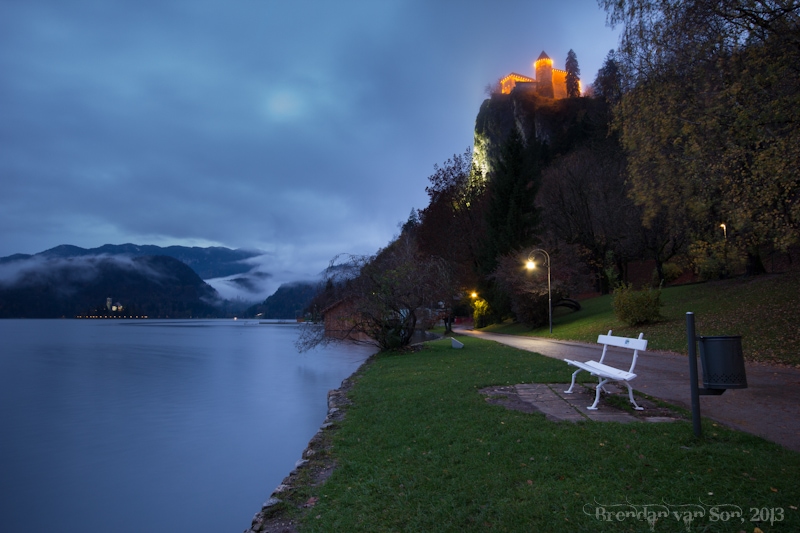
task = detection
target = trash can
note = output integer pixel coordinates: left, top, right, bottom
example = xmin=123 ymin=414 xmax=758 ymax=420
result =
xmin=698 ymin=336 xmax=748 ymax=389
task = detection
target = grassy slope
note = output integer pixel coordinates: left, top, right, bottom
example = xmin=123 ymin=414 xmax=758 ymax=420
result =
xmin=301 ymin=337 xmax=800 ymax=532
xmin=484 ymin=270 xmax=800 ymax=365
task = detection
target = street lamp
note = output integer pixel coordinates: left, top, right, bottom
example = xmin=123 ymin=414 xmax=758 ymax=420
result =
xmin=525 ymin=248 xmax=552 ymax=333
xmin=720 ymin=223 xmax=727 ymax=239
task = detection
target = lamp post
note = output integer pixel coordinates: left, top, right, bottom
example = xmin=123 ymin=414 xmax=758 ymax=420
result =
xmin=720 ymin=223 xmax=729 ymax=278
xmin=525 ymin=249 xmax=552 ymax=333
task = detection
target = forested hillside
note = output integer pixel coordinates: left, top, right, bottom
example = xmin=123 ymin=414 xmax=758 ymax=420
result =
xmin=304 ymin=1 xmax=799 ymax=347
xmin=0 ymin=255 xmax=220 ymax=318
xmin=246 ymin=281 xmax=318 ymax=319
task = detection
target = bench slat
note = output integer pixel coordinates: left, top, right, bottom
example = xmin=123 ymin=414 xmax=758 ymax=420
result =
xmin=583 ymin=360 xmax=636 ymax=381
xmin=597 ymin=334 xmax=647 ymax=351
xmin=565 ymin=359 xmax=636 ymax=382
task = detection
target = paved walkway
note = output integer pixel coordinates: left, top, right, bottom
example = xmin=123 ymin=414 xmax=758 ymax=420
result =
xmin=455 ymin=327 xmax=800 ymax=453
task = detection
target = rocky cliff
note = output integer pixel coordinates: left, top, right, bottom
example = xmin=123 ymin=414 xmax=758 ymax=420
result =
xmin=473 ymin=88 xmax=607 ymax=178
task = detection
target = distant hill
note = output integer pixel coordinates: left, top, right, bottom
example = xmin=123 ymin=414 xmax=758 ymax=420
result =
xmin=245 ymin=281 xmax=319 ymax=319
xmin=0 ymin=243 xmax=262 ymax=279
xmin=0 ymin=254 xmax=220 ymax=318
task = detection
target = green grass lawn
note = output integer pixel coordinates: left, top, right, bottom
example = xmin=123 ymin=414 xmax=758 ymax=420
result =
xmin=484 ymin=269 xmax=800 ymax=366
xmin=298 ymin=337 xmax=799 ymax=532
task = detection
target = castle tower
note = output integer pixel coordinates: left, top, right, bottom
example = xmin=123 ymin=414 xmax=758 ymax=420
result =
xmin=534 ymin=51 xmax=554 ymax=98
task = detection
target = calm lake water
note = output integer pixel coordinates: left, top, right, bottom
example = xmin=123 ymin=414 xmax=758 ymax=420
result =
xmin=0 ymin=319 xmax=374 ymax=533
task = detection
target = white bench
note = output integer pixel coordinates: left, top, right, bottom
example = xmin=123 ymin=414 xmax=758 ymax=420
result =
xmin=564 ymin=330 xmax=647 ymax=410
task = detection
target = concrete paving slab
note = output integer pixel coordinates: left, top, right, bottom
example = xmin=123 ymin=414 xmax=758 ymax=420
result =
xmin=491 ymin=383 xmax=676 ymax=423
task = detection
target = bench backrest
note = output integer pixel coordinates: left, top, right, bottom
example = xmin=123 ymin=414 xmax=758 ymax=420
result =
xmin=597 ymin=330 xmax=647 ymax=374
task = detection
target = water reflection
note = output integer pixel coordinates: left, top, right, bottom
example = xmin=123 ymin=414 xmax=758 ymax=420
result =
xmin=0 ymin=319 xmax=374 ymax=533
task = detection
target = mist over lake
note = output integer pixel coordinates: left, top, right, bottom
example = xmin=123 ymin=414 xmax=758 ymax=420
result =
xmin=0 ymin=319 xmax=374 ymax=533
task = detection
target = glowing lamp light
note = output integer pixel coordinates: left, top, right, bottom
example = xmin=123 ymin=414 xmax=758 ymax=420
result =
xmin=470 ymin=292 xmax=478 ymax=299
xmin=524 ymin=249 xmax=552 ymax=333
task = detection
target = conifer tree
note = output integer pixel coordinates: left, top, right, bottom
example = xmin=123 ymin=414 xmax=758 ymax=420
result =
xmin=477 ymin=129 xmax=543 ymax=320
xmin=482 ymin=129 xmax=541 ymax=267
xmin=593 ymin=50 xmax=621 ymax=104
xmin=565 ymin=49 xmax=580 ymax=98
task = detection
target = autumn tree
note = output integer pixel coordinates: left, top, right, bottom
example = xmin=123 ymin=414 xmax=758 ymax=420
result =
xmin=418 ymin=149 xmax=485 ymax=264
xmin=297 ymin=233 xmax=453 ymax=351
xmin=415 ymin=148 xmax=486 ymax=320
xmin=565 ymin=49 xmax=581 ymax=98
xmin=538 ymin=142 xmax=643 ymax=291
xmin=600 ymin=0 xmax=800 ymax=267
xmin=492 ymin=244 xmax=590 ymax=328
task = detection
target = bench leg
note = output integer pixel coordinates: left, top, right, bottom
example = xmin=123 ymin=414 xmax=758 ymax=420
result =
xmin=588 ymin=378 xmax=609 ymax=410
xmin=623 ymin=381 xmax=644 ymax=410
xmin=564 ymin=368 xmax=582 ymax=394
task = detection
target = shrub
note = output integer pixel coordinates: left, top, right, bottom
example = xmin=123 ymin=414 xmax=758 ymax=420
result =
xmin=688 ymin=240 xmax=745 ymax=281
xmin=509 ymin=290 xmax=551 ymax=329
xmin=472 ymin=298 xmax=491 ymax=328
xmin=612 ymin=282 xmax=662 ymax=326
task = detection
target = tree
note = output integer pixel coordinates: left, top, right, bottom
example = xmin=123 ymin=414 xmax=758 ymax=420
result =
xmin=480 ymin=128 xmax=542 ymax=270
xmin=592 ymin=50 xmax=622 ymax=105
xmin=417 ymin=148 xmax=485 ymax=283
xmin=492 ymin=245 xmax=589 ymax=328
xmin=477 ymin=128 xmax=543 ymax=321
xmin=600 ymin=0 xmax=800 ymax=260
xmin=297 ymin=234 xmax=453 ymax=351
xmin=565 ymin=49 xmax=581 ymax=98
xmin=414 ymin=148 xmax=488 ymax=331
xmin=538 ymin=143 xmax=643 ymax=292
xmin=484 ymin=78 xmax=503 ymax=96
xmin=400 ymin=208 xmax=420 ymax=234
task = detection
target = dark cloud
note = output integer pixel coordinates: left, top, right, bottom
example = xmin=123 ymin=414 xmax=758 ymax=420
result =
xmin=0 ymin=0 xmax=619 ymax=289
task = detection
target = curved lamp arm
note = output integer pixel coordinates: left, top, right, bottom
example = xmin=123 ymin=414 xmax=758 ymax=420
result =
xmin=524 ymin=248 xmax=552 ymax=333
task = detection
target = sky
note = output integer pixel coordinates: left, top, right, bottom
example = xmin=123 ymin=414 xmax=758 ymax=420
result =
xmin=1 ymin=0 xmax=620 ymax=299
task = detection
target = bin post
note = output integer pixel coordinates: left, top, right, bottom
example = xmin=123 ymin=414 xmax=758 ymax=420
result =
xmin=686 ymin=312 xmax=746 ymax=438
xmin=687 ymin=312 xmax=703 ymax=437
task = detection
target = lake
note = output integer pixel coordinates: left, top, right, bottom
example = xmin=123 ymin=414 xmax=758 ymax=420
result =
xmin=0 ymin=319 xmax=374 ymax=533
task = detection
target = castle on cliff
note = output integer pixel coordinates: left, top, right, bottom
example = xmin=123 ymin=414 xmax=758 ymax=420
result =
xmin=499 ymin=51 xmax=578 ymax=99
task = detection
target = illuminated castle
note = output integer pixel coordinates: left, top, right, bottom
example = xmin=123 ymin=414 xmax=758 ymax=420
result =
xmin=499 ymin=51 xmax=578 ymax=99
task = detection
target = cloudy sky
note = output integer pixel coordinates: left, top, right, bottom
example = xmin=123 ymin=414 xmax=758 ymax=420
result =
xmin=1 ymin=0 xmax=619 ymax=295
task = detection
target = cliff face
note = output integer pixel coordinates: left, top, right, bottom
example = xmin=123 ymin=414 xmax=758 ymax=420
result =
xmin=473 ymin=89 xmax=605 ymax=178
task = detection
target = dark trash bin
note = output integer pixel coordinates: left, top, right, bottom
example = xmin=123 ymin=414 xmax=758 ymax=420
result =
xmin=698 ymin=335 xmax=748 ymax=389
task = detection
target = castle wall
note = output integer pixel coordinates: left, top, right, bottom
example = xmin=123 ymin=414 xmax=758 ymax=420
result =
xmin=500 ymin=52 xmax=578 ymax=100
xmin=534 ymin=61 xmax=554 ymax=98
xmin=500 ymin=73 xmax=534 ymax=95
xmin=552 ymin=69 xmax=568 ymax=99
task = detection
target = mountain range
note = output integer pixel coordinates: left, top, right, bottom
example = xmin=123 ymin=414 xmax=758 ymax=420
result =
xmin=0 ymin=244 xmax=318 ymax=319
xmin=0 ymin=243 xmax=262 ymax=279
xmin=0 ymin=254 xmax=219 ymax=318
